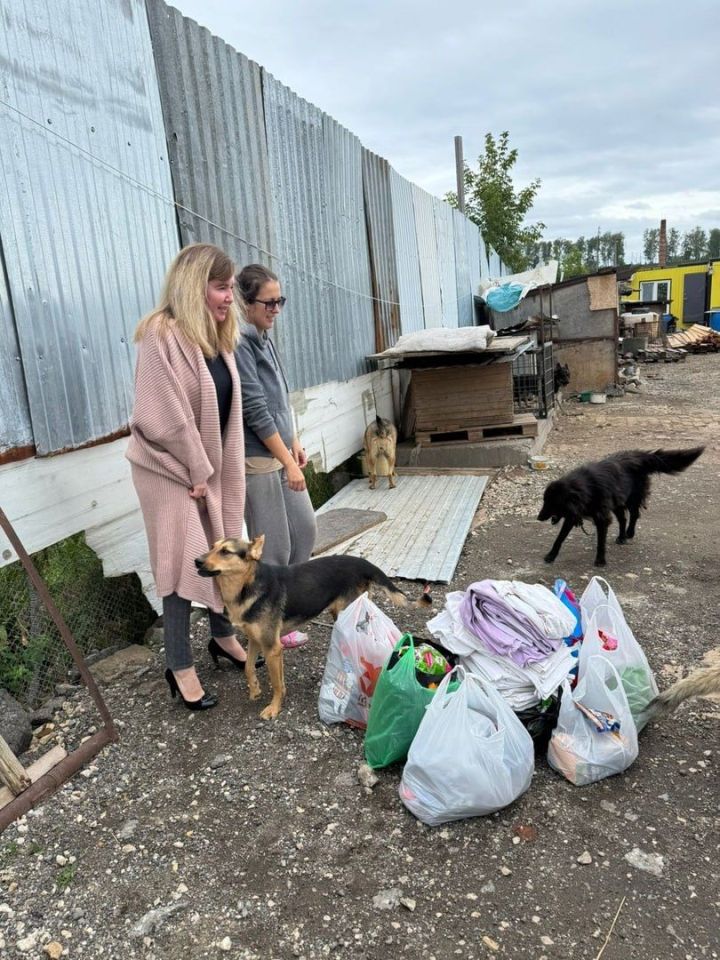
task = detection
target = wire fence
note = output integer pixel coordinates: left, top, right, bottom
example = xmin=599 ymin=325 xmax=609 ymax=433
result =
xmin=0 ymin=534 xmax=154 ymax=713
xmin=0 ymin=510 xmax=138 ymax=829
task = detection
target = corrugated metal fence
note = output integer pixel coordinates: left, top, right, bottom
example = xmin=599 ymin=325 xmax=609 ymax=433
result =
xmin=0 ymin=0 xmax=504 ymax=459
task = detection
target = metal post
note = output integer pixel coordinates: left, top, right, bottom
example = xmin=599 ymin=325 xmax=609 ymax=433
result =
xmin=454 ymin=136 xmax=465 ymax=214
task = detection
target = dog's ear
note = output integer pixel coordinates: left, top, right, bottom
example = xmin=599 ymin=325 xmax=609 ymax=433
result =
xmin=248 ymin=535 xmax=265 ymax=561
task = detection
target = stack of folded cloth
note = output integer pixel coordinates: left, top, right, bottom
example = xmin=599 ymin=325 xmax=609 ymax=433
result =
xmin=427 ymin=581 xmax=577 ymax=711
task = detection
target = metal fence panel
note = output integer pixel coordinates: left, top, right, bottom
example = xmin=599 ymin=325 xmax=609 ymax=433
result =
xmin=0 ymin=0 xmax=179 ymax=455
xmin=479 ymin=231 xmax=490 ymax=281
xmin=0 ymin=250 xmax=33 ymax=456
xmin=322 ymin=117 xmax=375 ymax=376
xmin=465 ymin=218 xmax=482 ymax=322
xmin=389 ymin=169 xmax=424 ymax=336
xmin=362 ymin=149 xmax=400 ymax=351
xmin=453 ymin=209 xmax=472 ymax=327
xmin=145 ymin=0 xmax=275 ymax=268
xmin=263 ymin=73 xmax=339 ymax=388
xmin=433 ymin=198 xmax=458 ymax=328
xmin=412 ymin=185 xmax=443 ymax=328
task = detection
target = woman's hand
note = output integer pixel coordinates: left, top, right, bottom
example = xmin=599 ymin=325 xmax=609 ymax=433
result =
xmin=189 ymin=481 xmax=208 ymax=499
xmin=291 ymin=438 xmax=308 ymax=468
xmin=286 ymin=460 xmax=306 ymax=492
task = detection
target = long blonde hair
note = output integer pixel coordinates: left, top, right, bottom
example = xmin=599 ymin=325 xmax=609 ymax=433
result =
xmin=135 ymin=243 xmax=239 ymax=356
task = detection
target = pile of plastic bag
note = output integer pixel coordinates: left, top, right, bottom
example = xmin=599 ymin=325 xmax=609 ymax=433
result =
xmin=316 ymin=575 xmax=658 ymax=826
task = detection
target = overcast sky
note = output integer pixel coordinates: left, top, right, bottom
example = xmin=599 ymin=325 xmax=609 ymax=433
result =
xmin=174 ymin=0 xmax=719 ymax=261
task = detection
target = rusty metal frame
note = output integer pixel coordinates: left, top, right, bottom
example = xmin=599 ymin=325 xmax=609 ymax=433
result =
xmin=0 ymin=506 xmax=119 ymax=832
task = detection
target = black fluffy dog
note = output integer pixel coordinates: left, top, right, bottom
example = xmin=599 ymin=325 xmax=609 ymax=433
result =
xmin=553 ymin=362 xmax=570 ymax=393
xmin=538 ymin=446 xmax=704 ymax=566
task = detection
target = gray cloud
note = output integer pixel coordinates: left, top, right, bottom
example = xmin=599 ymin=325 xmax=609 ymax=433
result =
xmin=175 ymin=0 xmax=720 ymax=258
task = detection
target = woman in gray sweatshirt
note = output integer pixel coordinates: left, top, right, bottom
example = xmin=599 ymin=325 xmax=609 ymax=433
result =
xmin=234 ymin=264 xmax=317 ymax=647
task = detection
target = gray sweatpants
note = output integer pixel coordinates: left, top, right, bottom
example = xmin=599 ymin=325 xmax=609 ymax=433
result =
xmin=244 ymin=468 xmax=317 ymax=565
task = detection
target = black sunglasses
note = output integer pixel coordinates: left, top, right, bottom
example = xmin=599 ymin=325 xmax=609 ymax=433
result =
xmin=251 ymin=297 xmax=287 ymax=310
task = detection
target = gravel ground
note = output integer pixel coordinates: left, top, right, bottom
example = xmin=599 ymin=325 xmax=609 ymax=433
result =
xmin=1 ymin=355 xmax=719 ymax=960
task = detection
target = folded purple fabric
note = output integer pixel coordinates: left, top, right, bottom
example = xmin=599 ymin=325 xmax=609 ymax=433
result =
xmin=459 ymin=580 xmax=561 ymax=667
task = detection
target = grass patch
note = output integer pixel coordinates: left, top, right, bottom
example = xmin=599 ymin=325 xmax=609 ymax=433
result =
xmin=1 ymin=841 xmax=19 ymax=863
xmin=304 ymin=453 xmax=365 ymax=511
xmin=56 ymin=863 xmax=77 ymax=889
xmin=304 ymin=461 xmax=336 ymax=510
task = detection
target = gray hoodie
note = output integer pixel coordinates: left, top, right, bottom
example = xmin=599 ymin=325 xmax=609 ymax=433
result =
xmin=234 ymin=323 xmax=294 ymax=458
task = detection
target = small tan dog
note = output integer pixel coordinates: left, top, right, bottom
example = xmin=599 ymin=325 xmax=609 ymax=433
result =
xmin=364 ymin=415 xmax=398 ymax=490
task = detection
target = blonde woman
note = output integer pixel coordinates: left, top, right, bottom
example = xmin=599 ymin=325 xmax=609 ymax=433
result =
xmin=127 ymin=243 xmax=258 ymax=710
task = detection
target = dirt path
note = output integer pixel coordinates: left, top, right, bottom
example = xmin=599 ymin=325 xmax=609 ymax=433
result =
xmin=2 ymin=356 xmax=719 ymax=960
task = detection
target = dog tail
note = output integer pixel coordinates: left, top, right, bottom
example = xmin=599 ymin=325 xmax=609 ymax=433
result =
xmin=641 ymin=664 xmax=720 ymax=723
xmin=375 ymin=573 xmax=433 ymax=609
xmin=645 ymin=446 xmax=705 ymax=475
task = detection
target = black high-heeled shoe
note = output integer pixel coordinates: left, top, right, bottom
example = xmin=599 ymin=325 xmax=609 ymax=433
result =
xmin=164 ymin=668 xmax=218 ymax=711
xmin=208 ymin=637 xmax=265 ymax=672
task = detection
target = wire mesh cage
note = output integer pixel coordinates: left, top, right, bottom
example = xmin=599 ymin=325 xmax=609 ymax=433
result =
xmin=512 ymin=340 xmax=555 ymax=419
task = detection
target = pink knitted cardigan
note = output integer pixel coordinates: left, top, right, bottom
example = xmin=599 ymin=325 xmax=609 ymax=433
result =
xmin=126 ymin=318 xmax=245 ymax=612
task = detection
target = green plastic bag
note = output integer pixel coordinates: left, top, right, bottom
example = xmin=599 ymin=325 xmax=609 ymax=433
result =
xmin=364 ymin=634 xmax=456 ymax=769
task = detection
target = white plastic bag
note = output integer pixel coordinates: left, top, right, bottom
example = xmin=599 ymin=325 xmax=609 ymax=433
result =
xmin=579 ymin=577 xmax=658 ymax=730
xmin=318 ymin=593 xmax=401 ymax=728
xmin=399 ymin=669 xmax=534 ymax=825
xmin=547 ymin=654 xmax=639 ymax=786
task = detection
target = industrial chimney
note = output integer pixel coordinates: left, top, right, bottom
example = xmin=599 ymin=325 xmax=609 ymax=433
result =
xmin=658 ymin=219 xmax=667 ymax=267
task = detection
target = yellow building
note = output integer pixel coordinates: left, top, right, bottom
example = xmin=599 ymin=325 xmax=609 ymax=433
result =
xmin=626 ymin=260 xmax=720 ymax=327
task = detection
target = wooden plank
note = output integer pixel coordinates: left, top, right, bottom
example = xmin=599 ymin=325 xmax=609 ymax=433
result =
xmin=312 ymin=508 xmax=387 ymax=556
xmin=0 ymin=745 xmax=68 ymax=811
xmin=415 ymin=414 xmax=538 ymax=446
xmin=0 ymin=734 xmax=30 ymax=796
xmin=0 ymin=437 xmax=139 ymax=568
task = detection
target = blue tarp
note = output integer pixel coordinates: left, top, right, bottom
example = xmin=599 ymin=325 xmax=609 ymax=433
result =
xmin=485 ymin=283 xmax=526 ymax=313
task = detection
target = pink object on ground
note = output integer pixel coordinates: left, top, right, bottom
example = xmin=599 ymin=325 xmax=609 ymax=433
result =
xmin=281 ymin=631 xmax=309 ymax=650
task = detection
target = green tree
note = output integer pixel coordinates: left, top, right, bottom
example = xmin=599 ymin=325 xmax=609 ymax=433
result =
xmin=446 ymin=131 xmax=544 ymax=272
xmin=643 ymin=228 xmax=659 ymax=263
xmin=561 ymin=244 xmax=587 ymax=278
xmin=667 ymin=227 xmax=681 ymax=263
xmin=681 ymin=227 xmax=708 ymax=261
xmin=708 ymin=228 xmax=720 ymax=260
xmin=521 ymin=230 xmax=625 ymax=275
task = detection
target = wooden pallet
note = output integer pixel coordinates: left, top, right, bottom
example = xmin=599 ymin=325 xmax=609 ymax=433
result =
xmin=415 ymin=413 xmax=538 ymax=446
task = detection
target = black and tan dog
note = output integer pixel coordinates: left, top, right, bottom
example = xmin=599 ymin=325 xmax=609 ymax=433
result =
xmin=195 ymin=535 xmax=431 ymax=719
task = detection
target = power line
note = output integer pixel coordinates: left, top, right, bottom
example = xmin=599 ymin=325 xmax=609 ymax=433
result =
xmin=1 ymin=96 xmax=403 ymax=308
